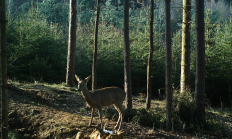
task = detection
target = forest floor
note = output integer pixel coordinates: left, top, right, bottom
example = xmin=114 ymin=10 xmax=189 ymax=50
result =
xmin=3 ymin=80 xmax=232 ymax=139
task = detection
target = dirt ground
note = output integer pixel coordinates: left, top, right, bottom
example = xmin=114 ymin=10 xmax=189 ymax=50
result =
xmin=2 ymin=82 xmax=232 ymax=139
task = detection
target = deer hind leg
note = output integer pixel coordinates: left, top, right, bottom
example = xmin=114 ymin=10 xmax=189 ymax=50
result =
xmin=113 ymin=103 xmax=123 ymax=130
xmin=97 ymin=106 xmax=103 ymax=129
xmin=89 ymin=107 xmax=95 ymax=126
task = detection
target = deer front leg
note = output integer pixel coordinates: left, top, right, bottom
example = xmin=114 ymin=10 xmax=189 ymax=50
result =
xmin=89 ymin=107 xmax=95 ymax=126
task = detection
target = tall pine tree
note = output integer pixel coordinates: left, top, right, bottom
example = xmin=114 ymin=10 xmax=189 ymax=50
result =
xmin=92 ymin=0 xmax=100 ymax=90
xmin=1 ymin=0 xmax=8 ymax=138
xmin=180 ymin=0 xmax=191 ymax=93
xmin=165 ymin=0 xmax=173 ymax=131
xmin=124 ymin=0 xmax=132 ymax=108
xmin=66 ymin=0 xmax=77 ymax=87
xmin=195 ymin=0 xmax=206 ymax=123
xmin=146 ymin=0 xmax=154 ymax=110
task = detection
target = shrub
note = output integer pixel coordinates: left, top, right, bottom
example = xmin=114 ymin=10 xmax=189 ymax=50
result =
xmin=105 ymin=106 xmax=118 ymax=121
xmin=123 ymin=108 xmax=137 ymax=122
xmin=131 ymin=108 xmax=154 ymax=127
xmin=173 ymin=91 xmax=196 ymax=128
xmin=132 ymin=114 xmax=153 ymax=127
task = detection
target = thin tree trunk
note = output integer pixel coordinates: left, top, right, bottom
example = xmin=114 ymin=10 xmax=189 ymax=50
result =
xmin=124 ymin=0 xmax=132 ymax=108
xmin=146 ymin=0 xmax=154 ymax=110
xmin=66 ymin=0 xmax=77 ymax=87
xmin=180 ymin=0 xmax=191 ymax=93
xmin=1 ymin=0 xmax=8 ymax=138
xmin=195 ymin=0 xmax=205 ymax=123
xmin=92 ymin=0 xmax=100 ymax=90
xmin=165 ymin=0 xmax=173 ymax=131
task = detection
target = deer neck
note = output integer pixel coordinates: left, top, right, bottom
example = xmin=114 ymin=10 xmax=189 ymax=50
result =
xmin=81 ymin=88 xmax=95 ymax=106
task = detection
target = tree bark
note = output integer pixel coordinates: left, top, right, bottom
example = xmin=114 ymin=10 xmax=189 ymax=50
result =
xmin=124 ymin=0 xmax=132 ymax=108
xmin=165 ymin=0 xmax=173 ymax=131
xmin=146 ymin=0 xmax=154 ymax=110
xmin=1 ymin=0 xmax=8 ymax=138
xmin=66 ymin=0 xmax=77 ymax=87
xmin=195 ymin=0 xmax=205 ymax=123
xmin=180 ymin=0 xmax=191 ymax=93
xmin=92 ymin=0 xmax=100 ymax=90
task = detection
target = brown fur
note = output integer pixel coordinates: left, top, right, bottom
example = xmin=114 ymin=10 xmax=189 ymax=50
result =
xmin=75 ymin=75 xmax=126 ymax=130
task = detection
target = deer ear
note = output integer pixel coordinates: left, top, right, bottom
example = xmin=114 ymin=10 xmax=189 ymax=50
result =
xmin=85 ymin=75 xmax=91 ymax=83
xmin=75 ymin=75 xmax=82 ymax=82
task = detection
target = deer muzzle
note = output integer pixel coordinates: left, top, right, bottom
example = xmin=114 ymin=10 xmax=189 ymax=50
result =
xmin=77 ymin=86 xmax=81 ymax=91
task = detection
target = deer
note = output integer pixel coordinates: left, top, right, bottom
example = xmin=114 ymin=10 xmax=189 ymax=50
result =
xmin=75 ymin=75 xmax=126 ymax=130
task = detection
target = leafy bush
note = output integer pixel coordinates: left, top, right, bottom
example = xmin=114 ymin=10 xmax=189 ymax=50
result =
xmin=124 ymin=108 xmax=137 ymax=122
xmin=105 ymin=107 xmax=165 ymax=128
xmin=173 ymin=91 xmax=196 ymax=127
xmin=131 ymin=108 xmax=164 ymax=127
xmin=132 ymin=114 xmax=153 ymax=127
xmin=105 ymin=106 xmax=119 ymax=121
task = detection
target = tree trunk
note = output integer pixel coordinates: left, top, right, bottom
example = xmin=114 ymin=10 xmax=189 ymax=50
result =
xmin=180 ymin=0 xmax=191 ymax=93
xmin=92 ymin=0 xmax=100 ymax=90
xmin=165 ymin=0 xmax=173 ymax=131
xmin=66 ymin=0 xmax=77 ymax=87
xmin=146 ymin=0 xmax=154 ymax=110
xmin=1 ymin=0 xmax=8 ymax=138
xmin=195 ymin=0 xmax=205 ymax=123
xmin=124 ymin=0 xmax=132 ymax=108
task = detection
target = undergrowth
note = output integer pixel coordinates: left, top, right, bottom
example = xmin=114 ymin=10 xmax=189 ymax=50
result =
xmin=172 ymin=90 xmax=231 ymax=137
xmin=105 ymin=106 xmax=119 ymax=121
xmin=173 ymin=91 xmax=196 ymax=129
xmin=105 ymin=107 xmax=166 ymax=128
xmin=131 ymin=108 xmax=163 ymax=127
xmin=104 ymin=90 xmax=231 ymax=138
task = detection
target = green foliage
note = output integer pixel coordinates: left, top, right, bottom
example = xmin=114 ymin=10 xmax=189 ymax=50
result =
xmin=204 ymin=9 xmax=232 ymax=106
xmin=105 ymin=106 xmax=119 ymax=121
xmin=105 ymin=107 xmax=165 ymax=128
xmin=74 ymin=20 xmax=165 ymax=93
xmin=172 ymin=91 xmax=228 ymax=133
xmin=100 ymin=0 xmax=124 ymax=27
xmin=9 ymin=131 xmax=23 ymax=139
xmin=124 ymin=108 xmax=137 ymax=122
xmin=132 ymin=114 xmax=152 ymax=127
xmin=37 ymin=1 xmax=69 ymax=25
xmin=7 ymin=9 xmax=67 ymax=82
xmin=173 ymin=91 xmax=196 ymax=127
xmin=172 ymin=30 xmax=182 ymax=86
xmin=5 ymin=0 xmax=232 ymax=106
xmin=131 ymin=108 xmax=164 ymax=128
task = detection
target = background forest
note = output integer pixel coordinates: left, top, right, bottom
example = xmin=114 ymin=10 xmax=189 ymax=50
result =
xmin=5 ymin=0 xmax=232 ymax=106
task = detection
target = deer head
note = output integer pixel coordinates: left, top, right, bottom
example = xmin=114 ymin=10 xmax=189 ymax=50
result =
xmin=75 ymin=75 xmax=91 ymax=91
